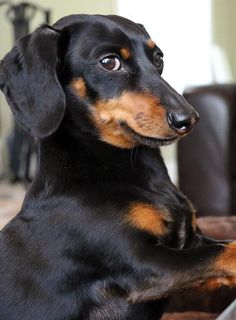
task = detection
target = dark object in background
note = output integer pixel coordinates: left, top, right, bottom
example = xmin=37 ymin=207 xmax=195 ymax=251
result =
xmin=0 ymin=1 xmax=50 ymax=182
xmin=178 ymin=84 xmax=236 ymax=217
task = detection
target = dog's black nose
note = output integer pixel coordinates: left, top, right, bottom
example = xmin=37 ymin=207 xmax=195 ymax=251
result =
xmin=167 ymin=112 xmax=199 ymax=134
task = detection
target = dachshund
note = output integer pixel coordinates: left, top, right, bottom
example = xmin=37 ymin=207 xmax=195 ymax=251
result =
xmin=0 ymin=14 xmax=236 ymax=320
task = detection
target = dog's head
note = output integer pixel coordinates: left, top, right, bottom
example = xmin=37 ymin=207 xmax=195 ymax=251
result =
xmin=0 ymin=14 xmax=199 ymax=148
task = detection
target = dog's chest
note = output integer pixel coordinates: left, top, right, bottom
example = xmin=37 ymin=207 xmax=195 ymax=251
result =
xmin=124 ymin=201 xmax=172 ymax=239
xmin=120 ymin=187 xmax=195 ymax=248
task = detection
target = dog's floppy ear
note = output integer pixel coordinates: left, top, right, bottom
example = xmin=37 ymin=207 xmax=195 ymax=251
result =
xmin=0 ymin=25 xmax=65 ymax=138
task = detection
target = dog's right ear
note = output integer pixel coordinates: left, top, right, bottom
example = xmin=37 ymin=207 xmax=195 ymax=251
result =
xmin=0 ymin=25 xmax=66 ymax=138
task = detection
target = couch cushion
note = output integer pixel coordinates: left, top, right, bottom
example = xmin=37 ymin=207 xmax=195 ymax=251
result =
xmin=163 ymin=312 xmax=218 ymax=320
xmin=198 ymin=216 xmax=236 ymax=240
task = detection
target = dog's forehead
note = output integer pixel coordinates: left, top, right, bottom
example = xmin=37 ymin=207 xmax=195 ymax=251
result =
xmin=53 ymin=14 xmax=148 ymax=35
xmin=54 ymin=14 xmax=150 ymax=42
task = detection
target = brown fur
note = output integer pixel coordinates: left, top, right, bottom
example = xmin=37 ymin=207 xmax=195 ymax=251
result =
xmin=120 ymin=48 xmax=131 ymax=59
xmin=215 ymin=243 xmax=236 ymax=274
xmin=147 ymin=39 xmax=156 ymax=49
xmin=90 ymin=91 xmax=174 ymax=148
xmin=124 ymin=202 xmax=171 ymax=236
xmin=71 ymin=77 xmax=87 ymax=99
xmin=195 ymin=276 xmax=236 ymax=290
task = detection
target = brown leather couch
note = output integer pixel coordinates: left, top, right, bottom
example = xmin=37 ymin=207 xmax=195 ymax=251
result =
xmin=178 ymin=84 xmax=236 ymax=217
xmin=164 ymin=84 xmax=236 ymax=320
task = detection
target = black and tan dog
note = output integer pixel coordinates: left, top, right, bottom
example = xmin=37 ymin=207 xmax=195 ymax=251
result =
xmin=0 ymin=14 xmax=236 ymax=320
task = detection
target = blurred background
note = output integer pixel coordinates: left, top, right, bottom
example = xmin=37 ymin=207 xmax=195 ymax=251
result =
xmin=0 ymin=0 xmax=236 ymax=222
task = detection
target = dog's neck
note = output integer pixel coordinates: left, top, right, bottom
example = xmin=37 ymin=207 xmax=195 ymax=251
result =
xmin=24 ymin=130 xmax=172 ymax=205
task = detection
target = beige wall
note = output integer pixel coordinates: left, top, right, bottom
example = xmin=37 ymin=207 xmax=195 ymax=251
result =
xmin=1 ymin=0 xmax=116 ymax=57
xmin=0 ymin=5 xmax=13 ymax=136
xmin=212 ymin=0 xmax=236 ymax=80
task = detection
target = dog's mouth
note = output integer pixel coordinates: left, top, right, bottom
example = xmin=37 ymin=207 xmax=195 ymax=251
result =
xmin=119 ymin=122 xmax=178 ymax=147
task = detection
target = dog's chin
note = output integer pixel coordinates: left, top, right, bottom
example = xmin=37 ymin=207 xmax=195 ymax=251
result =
xmin=120 ymin=122 xmax=178 ymax=148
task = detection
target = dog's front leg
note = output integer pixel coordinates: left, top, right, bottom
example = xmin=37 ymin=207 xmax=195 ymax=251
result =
xmin=128 ymin=241 xmax=236 ymax=303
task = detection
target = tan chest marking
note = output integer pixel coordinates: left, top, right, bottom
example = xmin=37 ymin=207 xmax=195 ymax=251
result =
xmin=125 ymin=202 xmax=171 ymax=236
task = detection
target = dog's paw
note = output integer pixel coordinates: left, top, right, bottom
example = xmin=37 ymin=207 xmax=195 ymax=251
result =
xmin=216 ymin=242 xmax=236 ymax=275
xmin=195 ymin=276 xmax=236 ymax=290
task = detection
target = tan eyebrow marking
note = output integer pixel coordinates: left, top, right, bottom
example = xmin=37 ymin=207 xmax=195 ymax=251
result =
xmin=120 ymin=48 xmax=131 ymax=59
xmin=147 ymin=39 xmax=156 ymax=49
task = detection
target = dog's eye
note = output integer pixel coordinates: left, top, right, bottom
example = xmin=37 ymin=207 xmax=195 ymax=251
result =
xmin=154 ymin=54 xmax=164 ymax=73
xmin=100 ymin=56 xmax=121 ymax=71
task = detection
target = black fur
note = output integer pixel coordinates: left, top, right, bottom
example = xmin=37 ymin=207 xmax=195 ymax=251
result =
xmin=0 ymin=14 xmax=234 ymax=320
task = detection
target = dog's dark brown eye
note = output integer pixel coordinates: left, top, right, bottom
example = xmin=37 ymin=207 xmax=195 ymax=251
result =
xmin=100 ymin=56 xmax=121 ymax=71
xmin=154 ymin=54 xmax=163 ymax=72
